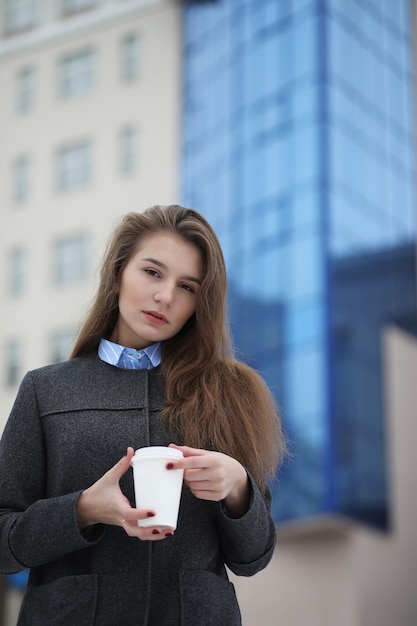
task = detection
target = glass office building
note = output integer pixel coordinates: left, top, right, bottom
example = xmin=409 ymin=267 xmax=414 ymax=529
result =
xmin=182 ymin=0 xmax=417 ymax=529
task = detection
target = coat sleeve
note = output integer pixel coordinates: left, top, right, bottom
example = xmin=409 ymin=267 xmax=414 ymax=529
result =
xmin=0 ymin=372 xmax=104 ymax=575
xmin=215 ymin=472 xmax=276 ymax=577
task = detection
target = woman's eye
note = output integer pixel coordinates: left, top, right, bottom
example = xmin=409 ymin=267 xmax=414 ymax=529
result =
xmin=179 ymin=283 xmax=194 ymax=293
xmin=145 ymin=268 xmax=159 ymax=278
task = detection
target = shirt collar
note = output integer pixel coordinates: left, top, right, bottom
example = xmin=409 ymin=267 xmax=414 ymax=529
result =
xmin=98 ymin=338 xmax=162 ymax=369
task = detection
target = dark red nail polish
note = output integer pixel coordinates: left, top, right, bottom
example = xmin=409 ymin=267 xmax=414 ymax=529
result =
xmin=147 ymin=511 xmax=155 ymax=517
xmin=152 ymin=529 xmax=160 ymax=535
xmin=166 ymin=462 xmax=174 ymax=470
xmin=165 ymin=532 xmax=173 ymax=537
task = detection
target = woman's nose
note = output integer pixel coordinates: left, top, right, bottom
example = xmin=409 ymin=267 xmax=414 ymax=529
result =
xmin=154 ymin=283 xmax=175 ymax=305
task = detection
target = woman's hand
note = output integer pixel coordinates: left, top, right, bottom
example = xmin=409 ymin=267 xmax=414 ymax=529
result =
xmin=76 ymin=447 xmax=173 ymax=540
xmin=168 ymin=444 xmax=251 ymax=518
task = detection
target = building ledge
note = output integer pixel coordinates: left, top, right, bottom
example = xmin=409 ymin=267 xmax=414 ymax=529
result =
xmin=0 ymin=0 xmax=167 ymax=59
xmin=276 ymin=514 xmax=356 ymax=543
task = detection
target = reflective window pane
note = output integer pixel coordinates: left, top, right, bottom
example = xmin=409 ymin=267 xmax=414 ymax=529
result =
xmin=52 ymin=234 xmax=89 ymax=286
xmin=15 ymin=66 xmax=36 ymax=114
xmin=55 ymin=140 xmax=92 ymax=191
xmin=121 ymin=34 xmax=140 ymax=83
xmin=58 ymin=49 xmax=95 ymax=99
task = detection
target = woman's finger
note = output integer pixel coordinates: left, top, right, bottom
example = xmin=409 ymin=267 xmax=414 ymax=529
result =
xmin=108 ymin=447 xmax=135 ymax=482
xmin=168 ymin=443 xmax=207 ymax=457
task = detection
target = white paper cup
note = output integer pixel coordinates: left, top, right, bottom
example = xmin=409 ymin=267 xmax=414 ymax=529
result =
xmin=131 ymin=446 xmax=184 ymax=530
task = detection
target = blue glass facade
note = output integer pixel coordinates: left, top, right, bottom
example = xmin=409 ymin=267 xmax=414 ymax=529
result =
xmin=182 ymin=0 xmax=417 ymax=529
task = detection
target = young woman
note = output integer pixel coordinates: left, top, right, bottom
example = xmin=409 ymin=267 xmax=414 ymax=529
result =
xmin=0 ymin=205 xmax=286 ymax=625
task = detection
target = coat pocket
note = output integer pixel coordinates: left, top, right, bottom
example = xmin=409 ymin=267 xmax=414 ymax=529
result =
xmin=18 ymin=574 xmax=98 ymax=626
xmin=179 ymin=570 xmax=241 ymax=626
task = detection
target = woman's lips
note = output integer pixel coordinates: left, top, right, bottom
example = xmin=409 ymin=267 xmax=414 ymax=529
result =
xmin=143 ymin=310 xmax=168 ymax=325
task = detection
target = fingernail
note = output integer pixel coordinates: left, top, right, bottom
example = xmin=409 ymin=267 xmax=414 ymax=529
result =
xmin=165 ymin=531 xmax=173 ymax=537
xmin=147 ymin=511 xmax=155 ymax=517
xmin=152 ymin=529 xmax=160 ymax=535
xmin=166 ymin=463 xmax=174 ymax=470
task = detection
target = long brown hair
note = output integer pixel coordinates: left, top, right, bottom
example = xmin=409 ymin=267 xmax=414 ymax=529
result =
xmin=71 ymin=205 xmax=286 ymax=490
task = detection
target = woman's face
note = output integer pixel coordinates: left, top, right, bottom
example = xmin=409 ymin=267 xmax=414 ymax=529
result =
xmin=110 ymin=232 xmax=203 ymax=349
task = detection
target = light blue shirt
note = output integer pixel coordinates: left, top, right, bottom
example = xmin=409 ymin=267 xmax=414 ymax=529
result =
xmin=98 ymin=338 xmax=162 ymax=370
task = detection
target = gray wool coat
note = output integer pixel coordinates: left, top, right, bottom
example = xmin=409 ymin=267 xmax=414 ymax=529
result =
xmin=0 ymin=352 xmax=276 ymax=626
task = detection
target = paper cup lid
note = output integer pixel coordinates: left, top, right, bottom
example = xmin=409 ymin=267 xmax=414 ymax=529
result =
xmin=131 ymin=446 xmax=184 ymax=463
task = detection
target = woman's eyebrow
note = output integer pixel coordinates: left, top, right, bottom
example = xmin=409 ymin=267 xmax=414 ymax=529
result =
xmin=141 ymin=257 xmax=202 ymax=285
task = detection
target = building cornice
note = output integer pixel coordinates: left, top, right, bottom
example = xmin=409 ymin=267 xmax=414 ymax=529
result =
xmin=0 ymin=0 xmax=168 ymax=59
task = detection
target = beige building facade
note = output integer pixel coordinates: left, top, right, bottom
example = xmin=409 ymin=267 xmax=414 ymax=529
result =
xmin=0 ymin=0 xmax=182 ymax=430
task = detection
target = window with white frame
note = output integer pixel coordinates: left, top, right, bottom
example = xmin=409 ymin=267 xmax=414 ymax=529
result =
xmin=52 ymin=234 xmax=89 ymax=286
xmin=12 ymin=156 xmax=30 ymax=204
xmin=49 ymin=329 xmax=75 ymax=363
xmin=61 ymin=0 xmax=95 ymax=15
xmin=8 ymin=246 xmax=27 ymax=296
xmin=4 ymin=0 xmax=37 ymax=34
xmin=58 ymin=49 xmax=95 ymax=99
xmin=15 ymin=66 xmax=36 ymax=114
xmin=119 ymin=127 xmax=138 ymax=174
xmin=4 ymin=339 xmax=23 ymax=388
xmin=55 ymin=140 xmax=91 ymax=191
xmin=120 ymin=33 xmax=140 ymax=83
